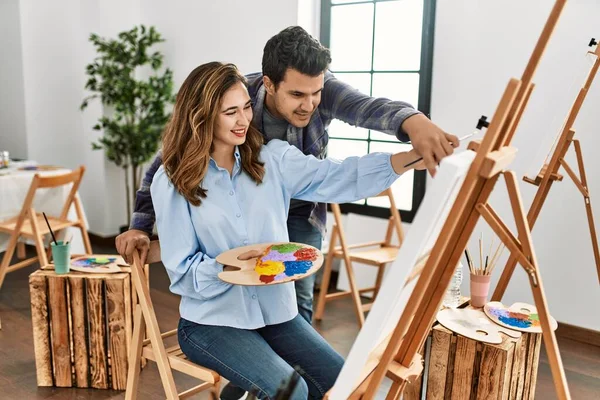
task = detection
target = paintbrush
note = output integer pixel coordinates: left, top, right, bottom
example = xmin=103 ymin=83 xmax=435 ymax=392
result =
xmin=466 ymin=248 xmax=475 ymax=274
xmin=464 ymin=249 xmax=474 ymax=274
xmin=42 ymin=212 xmax=58 ymax=245
xmin=487 ymin=244 xmax=505 ymax=275
xmin=484 ymin=255 xmax=489 ymax=274
xmin=403 ymin=133 xmax=476 ymax=168
xmin=479 ymin=234 xmax=484 ymax=275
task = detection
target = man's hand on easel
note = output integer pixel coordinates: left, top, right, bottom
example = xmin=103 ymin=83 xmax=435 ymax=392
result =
xmin=401 ymin=114 xmax=459 ymax=177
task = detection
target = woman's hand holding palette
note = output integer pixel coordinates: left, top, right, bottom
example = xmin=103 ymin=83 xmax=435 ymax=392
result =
xmin=216 ymin=242 xmax=324 ymax=286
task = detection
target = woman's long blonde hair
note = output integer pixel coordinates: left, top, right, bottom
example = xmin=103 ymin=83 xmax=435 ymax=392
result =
xmin=162 ymin=62 xmax=265 ymax=206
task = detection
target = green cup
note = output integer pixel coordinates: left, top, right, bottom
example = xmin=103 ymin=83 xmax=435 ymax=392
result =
xmin=51 ymin=241 xmax=71 ymax=275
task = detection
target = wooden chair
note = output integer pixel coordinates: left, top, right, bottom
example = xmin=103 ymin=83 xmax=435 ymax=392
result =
xmin=315 ymin=188 xmax=404 ymax=327
xmin=0 ymin=166 xmax=92 ymax=290
xmin=125 ymin=241 xmax=221 ymax=400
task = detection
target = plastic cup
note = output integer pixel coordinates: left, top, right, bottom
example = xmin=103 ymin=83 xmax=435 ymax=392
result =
xmin=470 ymin=273 xmax=491 ymax=308
xmin=51 ymin=241 xmax=71 ymax=275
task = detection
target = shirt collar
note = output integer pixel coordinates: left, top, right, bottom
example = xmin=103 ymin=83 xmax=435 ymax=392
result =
xmin=208 ymin=146 xmax=242 ymax=170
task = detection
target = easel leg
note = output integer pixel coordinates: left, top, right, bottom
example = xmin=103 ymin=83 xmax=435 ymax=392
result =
xmin=528 ymin=270 xmax=570 ymax=399
xmin=492 ymin=175 xmax=556 ymax=301
xmin=384 ymin=380 xmax=406 ymax=400
xmin=502 ymin=172 xmax=571 ymax=400
xmin=572 ymin=140 xmax=600 ymax=284
xmin=583 ymin=199 xmax=600 ymax=285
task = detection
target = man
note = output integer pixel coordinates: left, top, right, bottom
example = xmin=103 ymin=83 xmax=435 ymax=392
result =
xmin=116 ymin=25 xmax=457 ymax=399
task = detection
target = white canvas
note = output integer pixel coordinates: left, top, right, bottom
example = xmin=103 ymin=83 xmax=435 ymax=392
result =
xmin=328 ymin=150 xmax=476 ymax=400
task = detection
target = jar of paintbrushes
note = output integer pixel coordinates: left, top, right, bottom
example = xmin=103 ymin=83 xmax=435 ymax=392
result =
xmin=464 ymin=235 xmax=505 ymax=308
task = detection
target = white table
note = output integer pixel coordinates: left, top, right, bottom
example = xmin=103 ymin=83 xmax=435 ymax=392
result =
xmin=0 ymin=162 xmax=87 ymax=255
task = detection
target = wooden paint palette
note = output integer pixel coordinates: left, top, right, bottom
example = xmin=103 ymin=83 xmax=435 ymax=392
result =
xmin=69 ymin=255 xmax=126 ymax=274
xmin=484 ymin=301 xmax=558 ymax=333
xmin=437 ymin=308 xmax=521 ymax=344
xmin=216 ymin=242 xmax=324 ymax=286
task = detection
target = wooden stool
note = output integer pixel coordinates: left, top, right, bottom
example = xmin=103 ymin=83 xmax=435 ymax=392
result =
xmin=29 ymin=269 xmax=133 ymax=390
xmin=404 ymin=316 xmax=542 ymax=399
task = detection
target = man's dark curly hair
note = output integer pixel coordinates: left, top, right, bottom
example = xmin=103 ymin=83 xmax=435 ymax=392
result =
xmin=262 ymin=26 xmax=332 ymax=87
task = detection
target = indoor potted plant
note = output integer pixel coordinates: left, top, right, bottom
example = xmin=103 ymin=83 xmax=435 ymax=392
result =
xmin=81 ymin=25 xmax=175 ymax=231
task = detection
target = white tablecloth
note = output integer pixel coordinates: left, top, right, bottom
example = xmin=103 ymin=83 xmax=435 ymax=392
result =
xmin=0 ymin=163 xmax=87 ymax=255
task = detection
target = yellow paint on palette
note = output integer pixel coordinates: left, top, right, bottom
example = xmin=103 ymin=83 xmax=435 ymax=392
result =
xmin=255 ymin=260 xmax=285 ymax=276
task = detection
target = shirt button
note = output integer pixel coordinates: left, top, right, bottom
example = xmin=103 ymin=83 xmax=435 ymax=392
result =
xmin=236 ymin=213 xmax=241 ymax=218
xmin=243 ymin=240 xmax=249 ymax=245
xmin=229 ymin=190 xmax=234 ymax=196
xmin=252 ymin=295 xmax=257 ymax=300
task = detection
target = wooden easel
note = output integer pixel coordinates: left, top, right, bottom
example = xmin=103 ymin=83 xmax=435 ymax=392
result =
xmin=493 ymin=38 xmax=600 ymax=299
xmin=327 ymin=1 xmax=572 ymax=399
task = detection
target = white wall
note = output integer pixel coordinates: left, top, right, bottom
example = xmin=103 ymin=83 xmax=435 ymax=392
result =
xmin=5 ymin=0 xmax=299 ymax=235
xmin=141 ymin=0 xmax=299 ymax=88
xmin=298 ymin=0 xmax=321 ymax=38
xmin=0 ymin=0 xmax=27 ymax=159
xmin=431 ymin=0 xmax=600 ymax=330
xmin=17 ymin=0 xmax=141 ymax=235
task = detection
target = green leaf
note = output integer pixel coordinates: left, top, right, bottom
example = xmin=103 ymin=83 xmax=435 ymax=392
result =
xmin=81 ymin=24 xmax=175 ymax=200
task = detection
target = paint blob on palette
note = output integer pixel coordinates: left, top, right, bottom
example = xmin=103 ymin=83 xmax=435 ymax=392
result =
xmin=484 ymin=301 xmax=558 ymax=333
xmin=216 ymin=242 xmax=324 ymax=286
xmin=436 ymin=308 xmax=521 ymax=344
xmin=69 ymin=256 xmax=123 ymax=273
xmin=255 ymin=243 xmax=319 ymax=283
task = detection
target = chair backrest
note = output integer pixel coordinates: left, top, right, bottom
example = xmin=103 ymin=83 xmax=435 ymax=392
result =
xmin=128 ymin=240 xmax=220 ymax=399
xmin=19 ymin=166 xmax=86 ymax=220
xmin=129 ymin=240 xmax=180 ymax=397
xmin=329 ymin=188 xmax=404 ymax=250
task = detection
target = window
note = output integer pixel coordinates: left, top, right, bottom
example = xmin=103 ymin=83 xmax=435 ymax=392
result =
xmin=320 ymin=0 xmax=436 ymax=222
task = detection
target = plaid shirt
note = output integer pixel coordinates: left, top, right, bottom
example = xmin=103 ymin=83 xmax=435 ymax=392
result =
xmin=130 ymin=71 xmax=420 ymax=235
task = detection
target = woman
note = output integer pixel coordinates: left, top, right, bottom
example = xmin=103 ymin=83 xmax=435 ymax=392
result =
xmin=151 ymin=62 xmax=424 ymax=399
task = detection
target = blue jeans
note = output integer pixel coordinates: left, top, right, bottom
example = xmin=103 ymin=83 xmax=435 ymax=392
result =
xmin=287 ymin=216 xmax=322 ymax=324
xmin=178 ymin=315 xmax=344 ymax=399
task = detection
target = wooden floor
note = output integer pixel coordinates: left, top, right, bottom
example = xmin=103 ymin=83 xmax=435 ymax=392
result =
xmin=0 ymin=244 xmax=599 ymax=399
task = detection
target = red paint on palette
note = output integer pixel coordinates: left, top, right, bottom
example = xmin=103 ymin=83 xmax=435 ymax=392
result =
xmin=293 ymin=247 xmax=318 ymax=261
xmin=259 ymin=274 xmax=275 ymax=283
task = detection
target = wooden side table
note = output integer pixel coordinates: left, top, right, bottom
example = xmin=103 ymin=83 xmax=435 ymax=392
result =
xmin=404 ymin=310 xmax=542 ymax=400
xmin=29 ymin=269 xmax=133 ymax=390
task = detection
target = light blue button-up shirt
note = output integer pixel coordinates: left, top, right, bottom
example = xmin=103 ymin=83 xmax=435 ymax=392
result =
xmin=151 ymin=139 xmax=401 ymax=329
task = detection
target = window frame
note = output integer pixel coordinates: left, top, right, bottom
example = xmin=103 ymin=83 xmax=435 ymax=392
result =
xmin=320 ymin=0 xmax=437 ymax=223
